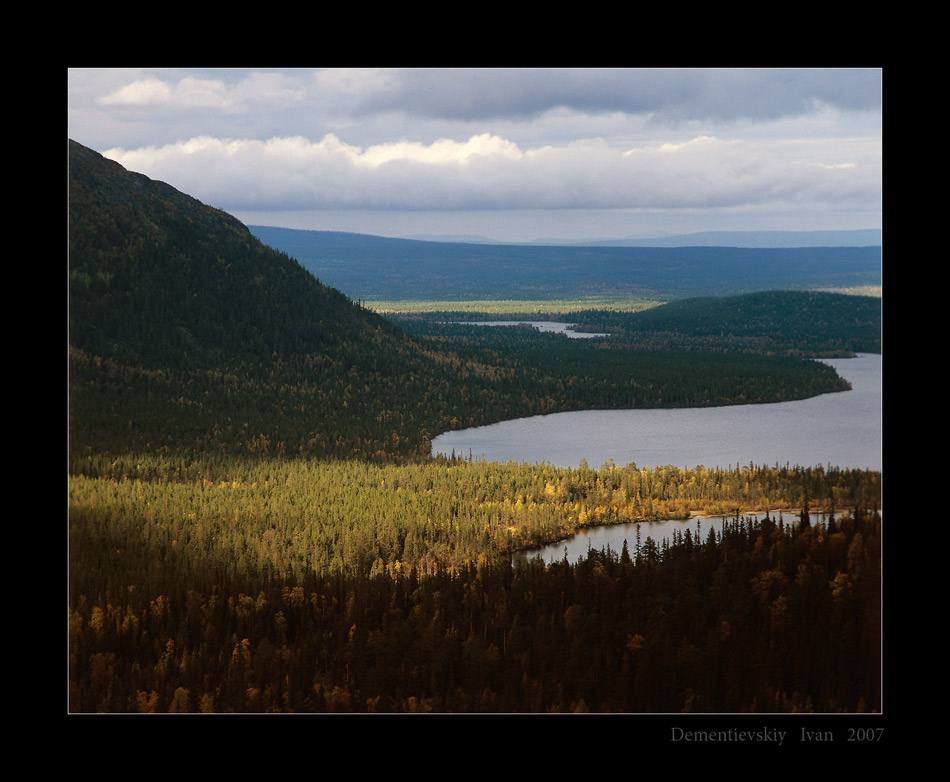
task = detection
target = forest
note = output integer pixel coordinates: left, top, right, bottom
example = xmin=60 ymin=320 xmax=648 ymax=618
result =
xmin=67 ymin=140 xmax=883 ymax=715
xmin=69 ymin=465 xmax=881 ymax=713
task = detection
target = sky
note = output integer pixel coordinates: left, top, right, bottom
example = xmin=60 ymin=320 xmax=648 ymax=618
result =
xmin=67 ymin=68 xmax=882 ymax=243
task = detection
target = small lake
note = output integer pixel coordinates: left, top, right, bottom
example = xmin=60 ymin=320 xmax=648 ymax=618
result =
xmin=514 ymin=510 xmax=860 ymax=564
xmin=515 ymin=509 xmax=843 ymax=566
xmin=454 ymin=320 xmax=609 ymax=338
xmin=432 ymin=350 xmax=881 ymax=473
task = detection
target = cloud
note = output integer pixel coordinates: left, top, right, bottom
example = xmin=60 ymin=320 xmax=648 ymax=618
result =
xmin=98 ymin=77 xmax=174 ymax=106
xmin=76 ymin=68 xmax=880 ymax=236
xmin=103 ymin=131 xmax=881 ymax=215
xmin=350 ymin=68 xmax=882 ymax=124
xmin=357 ymin=133 xmax=523 ymax=167
xmin=87 ymin=68 xmax=881 ymax=133
xmin=97 ymin=71 xmax=306 ymax=112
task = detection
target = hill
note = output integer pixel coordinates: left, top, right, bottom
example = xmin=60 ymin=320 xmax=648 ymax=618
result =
xmin=69 ymin=140 xmax=464 ymax=460
xmin=567 ymin=290 xmax=882 ymax=355
xmin=69 ymin=142 xmax=398 ymax=369
xmin=247 ymin=225 xmax=882 ymax=301
xmin=406 ymin=228 xmax=882 ymax=248
xmin=539 ymin=228 xmax=883 ymax=248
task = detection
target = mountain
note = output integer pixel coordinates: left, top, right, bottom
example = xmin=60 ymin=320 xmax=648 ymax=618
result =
xmin=402 ymin=233 xmax=507 ymax=244
xmin=69 ymin=141 xmax=397 ymax=369
xmin=248 ymin=225 xmax=883 ymax=301
xmin=68 ymin=140 xmax=467 ymax=460
xmin=562 ymin=229 xmax=883 ymax=248
xmin=407 ymin=229 xmax=882 ymax=248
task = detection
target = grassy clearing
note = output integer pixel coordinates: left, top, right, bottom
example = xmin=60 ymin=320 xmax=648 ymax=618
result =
xmin=366 ymin=287 xmax=880 ymax=316
xmin=817 ymin=285 xmax=882 ymax=298
xmin=366 ymin=297 xmax=664 ymax=316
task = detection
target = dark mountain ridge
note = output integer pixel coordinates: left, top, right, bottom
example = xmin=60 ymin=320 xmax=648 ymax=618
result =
xmin=69 ymin=140 xmax=404 ymax=369
xmin=69 ymin=139 xmax=459 ymax=459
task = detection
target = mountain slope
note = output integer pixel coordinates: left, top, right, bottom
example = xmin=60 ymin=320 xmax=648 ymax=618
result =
xmin=69 ymin=140 xmax=401 ymax=368
xmin=68 ymin=140 xmax=465 ymax=460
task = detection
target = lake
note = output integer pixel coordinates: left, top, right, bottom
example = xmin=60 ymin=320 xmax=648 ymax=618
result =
xmin=454 ymin=320 xmax=609 ymax=338
xmin=432 ymin=349 xmax=881 ymax=473
xmin=514 ymin=509 xmax=835 ymax=566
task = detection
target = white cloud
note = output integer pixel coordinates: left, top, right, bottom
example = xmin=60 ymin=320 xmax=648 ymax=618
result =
xmin=358 ymin=133 xmax=523 ymax=167
xmin=102 ymin=131 xmax=881 ymax=216
xmin=98 ymin=77 xmax=174 ymax=106
xmin=97 ymin=71 xmax=305 ymax=112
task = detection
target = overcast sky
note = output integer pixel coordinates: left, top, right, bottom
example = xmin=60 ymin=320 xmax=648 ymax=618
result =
xmin=67 ymin=68 xmax=882 ymax=242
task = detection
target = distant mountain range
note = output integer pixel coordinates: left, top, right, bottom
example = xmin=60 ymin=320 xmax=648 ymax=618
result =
xmin=248 ymin=225 xmax=883 ymax=301
xmin=402 ymin=229 xmax=882 ymax=248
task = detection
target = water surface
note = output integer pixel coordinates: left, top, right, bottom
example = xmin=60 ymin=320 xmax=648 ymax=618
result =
xmin=516 ymin=510 xmax=847 ymax=566
xmin=454 ymin=320 xmax=608 ymax=338
xmin=433 ymin=354 xmax=881 ymax=471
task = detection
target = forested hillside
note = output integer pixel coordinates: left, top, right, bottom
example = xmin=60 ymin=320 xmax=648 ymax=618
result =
xmin=566 ymin=290 xmax=882 ymax=355
xmin=69 ymin=141 xmax=414 ymax=370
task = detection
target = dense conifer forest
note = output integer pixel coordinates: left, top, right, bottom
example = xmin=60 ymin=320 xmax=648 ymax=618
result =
xmin=67 ymin=140 xmax=882 ymax=715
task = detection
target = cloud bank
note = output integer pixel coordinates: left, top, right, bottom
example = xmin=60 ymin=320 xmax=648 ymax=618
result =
xmin=348 ymin=68 xmax=882 ymax=124
xmin=70 ymin=68 xmax=882 ymax=238
xmin=103 ymin=131 xmax=880 ymax=214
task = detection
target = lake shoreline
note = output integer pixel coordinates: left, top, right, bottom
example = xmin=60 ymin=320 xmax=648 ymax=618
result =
xmin=513 ymin=503 xmax=880 ymax=561
xmin=432 ymin=353 xmax=881 ymax=473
